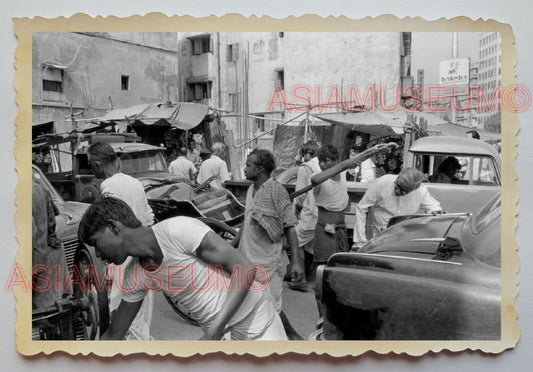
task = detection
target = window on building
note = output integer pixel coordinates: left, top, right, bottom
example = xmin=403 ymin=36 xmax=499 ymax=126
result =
xmin=121 ymin=75 xmax=130 ymax=91
xmin=42 ymin=65 xmax=64 ymax=101
xmin=190 ymin=35 xmax=212 ymax=55
xmin=229 ymin=92 xmax=239 ymax=112
xmin=226 ymin=43 xmax=239 ymax=62
xmin=253 ymin=114 xmax=266 ymax=132
xmin=189 ymin=82 xmax=212 ymax=100
xmin=275 ymin=69 xmax=284 ymax=90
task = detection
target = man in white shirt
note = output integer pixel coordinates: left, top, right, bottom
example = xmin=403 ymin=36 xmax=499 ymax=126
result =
xmin=87 ymin=141 xmax=155 ymax=340
xmin=168 ymin=146 xmax=198 ymax=183
xmin=292 ymin=140 xmax=321 ymax=287
xmin=197 ymin=142 xmax=231 ymax=189
xmin=78 ymin=197 xmax=286 ymax=340
xmin=348 ymin=146 xmax=376 ymax=183
xmin=353 ymin=167 xmax=442 ymax=249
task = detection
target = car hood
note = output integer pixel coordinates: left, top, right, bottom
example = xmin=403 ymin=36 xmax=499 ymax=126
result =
xmin=55 ymin=201 xmax=89 ymax=241
xmin=359 ymin=213 xmax=469 ymax=257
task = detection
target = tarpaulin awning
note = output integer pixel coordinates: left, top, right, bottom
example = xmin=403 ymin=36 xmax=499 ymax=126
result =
xmin=313 ymin=111 xmax=404 ymax=137
xmin=94 ymin=102 xmax=209 ymax=131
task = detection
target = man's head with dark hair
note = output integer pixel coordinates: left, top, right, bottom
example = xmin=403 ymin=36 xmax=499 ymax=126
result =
xmin=87 ymin=142 xmax=117 ymax=165
xmin=249 ymin=149 xmax=276 ymax=174
xmin=317 ymin=144 xmax=340 ymax=171
xmin=466 ymin=130 xmax=480 ymax=140
xmin=244 ymin=149 xmax=276 ymax=181
xmin=78 ymin=197 xmax=142 ymax=247
xmin=438 ymin=156 xmax=462 ymax=178
xmin=178 ymin=147 xmax=188 ymax=157
xmin=301 ymin=140 xmax=319 ymax=160
xmin=87 ymin=142 xmax=118 ymax=178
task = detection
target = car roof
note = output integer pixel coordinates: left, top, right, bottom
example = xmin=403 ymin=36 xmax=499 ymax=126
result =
xmin=409 ymin=136 xmax=500 ymax=158
xmin=78 ymin=142 xmax=164 ymax=154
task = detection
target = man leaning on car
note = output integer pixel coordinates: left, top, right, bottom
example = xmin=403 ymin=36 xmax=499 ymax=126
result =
xmin=352 ymin=168 xmax=442 ymax=250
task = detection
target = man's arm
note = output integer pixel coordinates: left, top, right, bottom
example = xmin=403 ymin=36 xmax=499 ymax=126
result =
xmin=294 ymin=165 xmax=311 ymax=208
xmin=353 ymin=184 xmax=379 ymax=248
xmin=196 ymin=231 xmax=256 ymax=340
xmin=419 ymin=187 xmax=442 ymax=214
xmin=219 ymin=161 xmax=231 ymax=183
xmin=100 ymin=299 xmax=143 ymax=340
xmin=284 ymin=226 xmax=304 ymax=281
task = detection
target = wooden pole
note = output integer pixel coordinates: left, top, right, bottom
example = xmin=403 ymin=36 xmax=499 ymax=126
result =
xmin=289 ymin=142 xmax=398 ymax=200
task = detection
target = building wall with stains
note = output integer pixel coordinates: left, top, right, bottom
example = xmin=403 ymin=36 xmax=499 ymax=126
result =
xmin=176 ymin=32 xmax=407 ymax=176
xmin=177 ymin=31 xmax=405 ymax=137
xmin=32 ymin=32 xmax=179 ymax=170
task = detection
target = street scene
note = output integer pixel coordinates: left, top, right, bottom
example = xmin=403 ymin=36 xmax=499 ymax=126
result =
xmin=30 ymin=31 xmax=502 ymax=341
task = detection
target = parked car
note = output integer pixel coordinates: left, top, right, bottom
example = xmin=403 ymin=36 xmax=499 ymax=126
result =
xmin=32 ymin=165 xmax=109 ymax=340
xmin=313 ymin=191 xmax=501 ymax=340
xmin=410 ymin=135 xmax=501 ymax=214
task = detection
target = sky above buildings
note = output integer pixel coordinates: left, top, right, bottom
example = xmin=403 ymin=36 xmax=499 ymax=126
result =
xmin=411 ymin=32 xmax=481 ymax=85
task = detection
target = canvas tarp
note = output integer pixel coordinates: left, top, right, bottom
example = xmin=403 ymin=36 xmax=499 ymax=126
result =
xmin=95 ymin=102 xmax=209 ymax=131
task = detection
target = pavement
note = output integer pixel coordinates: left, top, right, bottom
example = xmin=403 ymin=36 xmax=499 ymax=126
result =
xmin=150 ymin=281 xmax=320 ymax=340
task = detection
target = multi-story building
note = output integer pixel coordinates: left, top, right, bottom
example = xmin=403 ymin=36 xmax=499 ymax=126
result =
xmin=177 ymin=32 xmax=412 ymax=172
xmin=32 ymin=32 xmax=181 ymax=169
xmin=477 ymin=32 xmax=501 ymax=129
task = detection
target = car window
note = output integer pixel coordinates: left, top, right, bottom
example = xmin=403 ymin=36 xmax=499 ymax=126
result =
xmin=119 ymin=151 xmax=167 ymax=173
xmin=415 ymin=154 xmax=499 ymax=186
xmin=455 ymin=156 xmax=499 ymax=186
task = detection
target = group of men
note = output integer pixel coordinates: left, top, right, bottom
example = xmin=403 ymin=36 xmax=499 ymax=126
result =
xmin=167 ymin=140 xmax=231 ymax=189
xmin=70 ymin=132 xmax=449 ymax=341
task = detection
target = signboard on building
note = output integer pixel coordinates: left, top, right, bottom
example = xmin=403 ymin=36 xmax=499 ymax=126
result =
xmin=439 ymin=58 xmax=470 ymax=85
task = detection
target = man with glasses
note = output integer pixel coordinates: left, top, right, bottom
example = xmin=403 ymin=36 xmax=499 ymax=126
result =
xmin=352 ymin=167 xmax=442 ymax=250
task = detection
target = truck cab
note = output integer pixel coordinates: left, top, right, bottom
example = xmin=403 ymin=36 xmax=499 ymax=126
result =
xmin=46 ymin=133 xmax=191 ymax=203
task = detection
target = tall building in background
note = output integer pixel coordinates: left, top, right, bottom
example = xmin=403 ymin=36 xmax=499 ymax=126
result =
xmin=477 ymin=32 xmax=501 ymax=129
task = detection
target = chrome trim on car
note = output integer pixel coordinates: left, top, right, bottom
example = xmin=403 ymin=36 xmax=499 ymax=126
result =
xmin=354 ymin=252 xmax=463 ymax=265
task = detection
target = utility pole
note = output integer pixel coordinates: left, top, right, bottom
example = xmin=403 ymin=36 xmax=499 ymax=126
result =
xmin=450 ymin=32 xmax=459 ymax=124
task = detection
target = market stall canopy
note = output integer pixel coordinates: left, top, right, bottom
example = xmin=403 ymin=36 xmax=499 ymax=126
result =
xmin=94 ymin=102 xmax=209 ymax=131
xmin=312 ymin=111 xmax=404 ymax=137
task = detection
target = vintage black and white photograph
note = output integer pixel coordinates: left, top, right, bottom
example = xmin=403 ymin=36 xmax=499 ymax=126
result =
xmin=17 ymin=15 xmax=517 ymax=357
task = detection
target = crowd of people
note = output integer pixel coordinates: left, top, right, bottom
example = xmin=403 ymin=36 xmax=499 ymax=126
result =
xmin=167 ymin=140 xmax=231 ymax=189
xmin=38 ymin=129 xmax=495 ymax=341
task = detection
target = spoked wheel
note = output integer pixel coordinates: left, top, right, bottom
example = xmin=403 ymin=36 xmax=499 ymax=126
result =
xmin=72 ymin=244 xmax=110 ymax=340
xmin=163 ymin=217 xmax=237 ymax=327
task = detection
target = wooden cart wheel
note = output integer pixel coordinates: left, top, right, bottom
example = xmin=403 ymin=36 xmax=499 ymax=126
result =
xmin=72 ymin=244 xmax=110 ymax=339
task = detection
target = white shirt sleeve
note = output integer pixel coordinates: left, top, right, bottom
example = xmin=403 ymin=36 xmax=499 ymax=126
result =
xmin=219 ymin=160 xmax=230 ymax=183
xmin=418 ymin=186 xmax=442 ymax=213
xmin=353 ymin=181 xmax=380 ymax=245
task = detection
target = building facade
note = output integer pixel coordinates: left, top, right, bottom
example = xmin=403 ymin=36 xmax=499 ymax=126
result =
xmin=477 ymin=32 xmax=501 ymax=129
xmin=32 ymin=32 xmax=180 ymax=169
xmin=176 ymin=32 xmax=412 ymax=174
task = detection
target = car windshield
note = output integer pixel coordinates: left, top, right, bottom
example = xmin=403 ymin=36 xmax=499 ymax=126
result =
xmin=118 ymin=151 xmax=168 ymax=174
